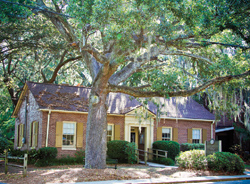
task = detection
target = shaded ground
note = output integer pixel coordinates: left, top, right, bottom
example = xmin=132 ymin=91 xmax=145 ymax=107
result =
xmin=0 ymin=160 xmax=249 ymax=184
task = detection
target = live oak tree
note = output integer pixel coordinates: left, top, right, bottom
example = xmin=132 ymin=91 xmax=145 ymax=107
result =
xmin=1 ymin=0 xmax=250 ymax=169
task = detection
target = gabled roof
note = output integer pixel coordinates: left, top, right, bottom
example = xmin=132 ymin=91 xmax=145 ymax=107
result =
xmin=13 ymin=82 xmax=215 ymax=121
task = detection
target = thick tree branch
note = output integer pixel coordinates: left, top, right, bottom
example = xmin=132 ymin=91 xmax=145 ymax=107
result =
xmin=0 ymin=0 xmax=73 ymax=18
xmin=82 ymin=45 xmax=109 ymax=64
xmin=109 ymin=70 xmax=250 ymax=98
xmin=161 ymin=50 xmax=213 ymax=65
xmin=45 ymin=55 xmax=82 ymax=83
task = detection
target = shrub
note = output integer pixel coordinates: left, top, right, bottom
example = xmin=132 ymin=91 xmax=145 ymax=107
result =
xmin=153 ymin=141 xmax=180 ymax=160
xmin=180 ymin=143 xmax=204 ymax=152
xmin=125 ymin=142 xmax=137 ymax=164
xmin=154 ymin=157 xmax=175 ymax=166
xmin=0 ymin=137 xmax=10 ymax=154
xmin=75 ymin=149 xmax=85 ymax=159
xmin=37 ymin=147 xmax=57 ymax=160
xmin=107 ymin=140 xmax=129 ymax=163
xmin=176 ymin=150 xmax=207 ymax=170
xmin=207 ymin=152 xmax=245 ymax=174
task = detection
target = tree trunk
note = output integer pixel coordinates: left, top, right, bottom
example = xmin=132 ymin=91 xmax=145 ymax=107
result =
xmin=84 ymin=87 xmax=108 ymax=169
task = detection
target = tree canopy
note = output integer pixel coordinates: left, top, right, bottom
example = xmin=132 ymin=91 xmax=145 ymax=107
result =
xmin=1 ymin=0 xmax=250 ymax=169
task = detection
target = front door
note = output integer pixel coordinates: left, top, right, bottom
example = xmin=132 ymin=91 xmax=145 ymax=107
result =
xmin=138 ymin=127 xmax=145 ymax=160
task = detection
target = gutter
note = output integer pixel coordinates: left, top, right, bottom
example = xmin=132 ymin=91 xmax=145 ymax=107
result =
xmin=211 ymin=121 xmax=215 ymax=139
xmin=45 ymin=110 xmax=51 ymax=147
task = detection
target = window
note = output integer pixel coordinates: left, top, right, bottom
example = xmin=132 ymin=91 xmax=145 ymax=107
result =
xmin=162 ymin=127 xmax=172 ymax=141
xmin=30 ymin=121 xmax=38 ymax=148
xmin=192 ymin=129 xmax=201 ymax=143
xmin=107 ymin=124 xmax=114 ymax=142
xmin=62 ymin=122 xmax=76 ymax=147
xmin=18 ymin=124 xmax=24 ymax=147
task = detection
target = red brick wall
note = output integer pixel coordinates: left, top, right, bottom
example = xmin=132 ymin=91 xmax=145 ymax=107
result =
xmin=107 ymin=115 xmax=125 ymax=140
xmin=41 ymin=112 xmax=125 ymax=157
xmin=154 ymin=118 xmax=214 ymax=144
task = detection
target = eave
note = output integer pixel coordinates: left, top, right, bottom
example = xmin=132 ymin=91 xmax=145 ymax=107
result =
xmin=12 ymin=83 xmax=28 ymax=118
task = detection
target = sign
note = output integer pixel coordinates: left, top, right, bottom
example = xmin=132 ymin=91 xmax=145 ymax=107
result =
xmin=205 ymin=140 xmax=222 ymax=156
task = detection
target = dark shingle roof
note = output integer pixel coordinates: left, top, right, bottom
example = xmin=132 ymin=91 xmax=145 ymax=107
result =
xmin=27 ymin=82 xmax=215 ymax=120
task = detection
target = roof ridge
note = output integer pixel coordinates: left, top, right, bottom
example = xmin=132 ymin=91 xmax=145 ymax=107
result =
xmin=26 ymin=81 xmax=92 ymax=89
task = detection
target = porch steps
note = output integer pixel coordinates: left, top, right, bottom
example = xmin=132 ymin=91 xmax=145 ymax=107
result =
xmin=139 ymin=161 xmax=178 ymax=168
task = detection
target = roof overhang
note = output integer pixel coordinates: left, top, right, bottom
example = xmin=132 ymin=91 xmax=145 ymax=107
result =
xmin=160 ymin=116 xmax=215 ymax=122
xmin=215 ymin=127 xmax=234 ymax=133
xmin=39 ymin=109 xmax=124 ymax=116
xmin=12 ymin=83 xmax=28 ymax=118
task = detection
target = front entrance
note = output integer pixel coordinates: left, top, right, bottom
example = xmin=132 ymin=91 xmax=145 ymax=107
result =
xmin=130 ymin=127 xmax=146 ymax=159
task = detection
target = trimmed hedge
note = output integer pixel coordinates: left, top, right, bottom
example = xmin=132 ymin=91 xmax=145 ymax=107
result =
xmin=37 ymin=147 xmax=58 ymax=160
xmin=176 ymin=150 xmax=207 ymax=170
xmin=153 ymin=141 xmax=180 ymax=160
xmin=207 ymin=152 xmax=245 ymax=174
xmin=176 ymin=150 xmax=245 ymax=174
xmin=154 ymin=157 xmax=175 ymax=166
xmin=180 ymin=143 xmax=204 ymax=152
xmin=107 ymin=140 xmax=129 ymax=163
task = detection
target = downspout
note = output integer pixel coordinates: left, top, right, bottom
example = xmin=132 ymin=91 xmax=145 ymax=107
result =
xmin=46 ymin=110 xmax=51 ymax=147
xmin=24 ymin=93 xmax=29 ymax=146
xmin=211 ymin=121 xmax=215 ymax=139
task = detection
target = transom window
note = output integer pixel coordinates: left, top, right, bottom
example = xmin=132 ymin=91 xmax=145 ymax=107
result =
xmin=192 ymin=129 xmax=201 ymax=143
xmin=107 ymin=124 xmax=114 ymax=142
xmin=162 ymin=128 xmax=171 ymax=141
xmin=63 ymin=122 xmax=76 ymax=146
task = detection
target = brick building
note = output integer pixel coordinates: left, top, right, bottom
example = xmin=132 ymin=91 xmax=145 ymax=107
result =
xmin=13 ymin=82 xmax=215 ymax=157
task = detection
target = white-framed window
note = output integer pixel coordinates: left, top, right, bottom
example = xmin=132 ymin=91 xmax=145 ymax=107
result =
xmin=192 ymin=129 xmax=201 ymax=143
xmin=107 ymin=124 xmax=114 ymax=142
xmin=162 ymin=127 xmax=172 ymax=141
xmin=62 ymin=122 xmax=76 ymax=147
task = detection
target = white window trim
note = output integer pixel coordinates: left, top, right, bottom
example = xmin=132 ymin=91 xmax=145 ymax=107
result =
xmin=162 ymin=127 xmax=172 ymax=141
xmin=107 ymin=124 xmax=114 ymax=141
xmin=192 ymin=128 xmax=202 ymax=143
xmin=62 ymin=121 xmax=76 ymax=149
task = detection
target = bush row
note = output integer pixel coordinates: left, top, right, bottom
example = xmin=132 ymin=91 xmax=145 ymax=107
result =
xmin=107 ymin=140 xmax=137 ymax=164
xmin=180 ymin=143 xmax=204 ymax=152
xmin=176 ymin=150 xmax=245 ymax=174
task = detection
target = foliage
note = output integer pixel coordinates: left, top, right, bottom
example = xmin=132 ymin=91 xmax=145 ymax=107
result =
xmin=0 ymin=137 xmax=11 ymax=154
xmin=124 ymin=142 xmax=137 ymax=164
xmin=207 ymin=152 xmax=245 ymax=174
xmin=107 ymin=140 xmax=129 ymax=163
xmin=153 ymin=141 xmax=180 ymax=161
xmin=180 ymin=143 xmax=205 ymax=152
xmin=176 ymin=150 xmax=207 ymax=170
xmin=74 ymin=149 xmax=85 ymax=159
xmin=37 ymin=147 xmax=57 ymax=160
xmin=154 ymin=157 xmax=175 ymax=166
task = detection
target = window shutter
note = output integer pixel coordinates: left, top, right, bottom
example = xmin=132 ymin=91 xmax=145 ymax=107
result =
xmin=157 ymin=127 xmax=162 ymax=141
xmin=114 ymin=125 xmax=120 ymax=140
xmin=55 ymin=122 xmax=63 ymax=147
xmin=33 ymin=122 xmax=38 ymax=147
xmin=172 ymin=128 xmax=178 ymax=142
xmin=187 ymin=129 xmax=192 ymax=143
xmin=76 ymin=123 xmax=84 ymax=148
xmin=29 ymin=123 xmax=32 ymax=147
xmin=202 ymin=129 xmax=207 ymax=143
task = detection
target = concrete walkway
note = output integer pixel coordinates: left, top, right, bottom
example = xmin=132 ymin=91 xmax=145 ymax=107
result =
xmin=59 ymin=171 xmax=250 ymax=184
xmin=139 ymin=161 xmax=178 ymax=168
